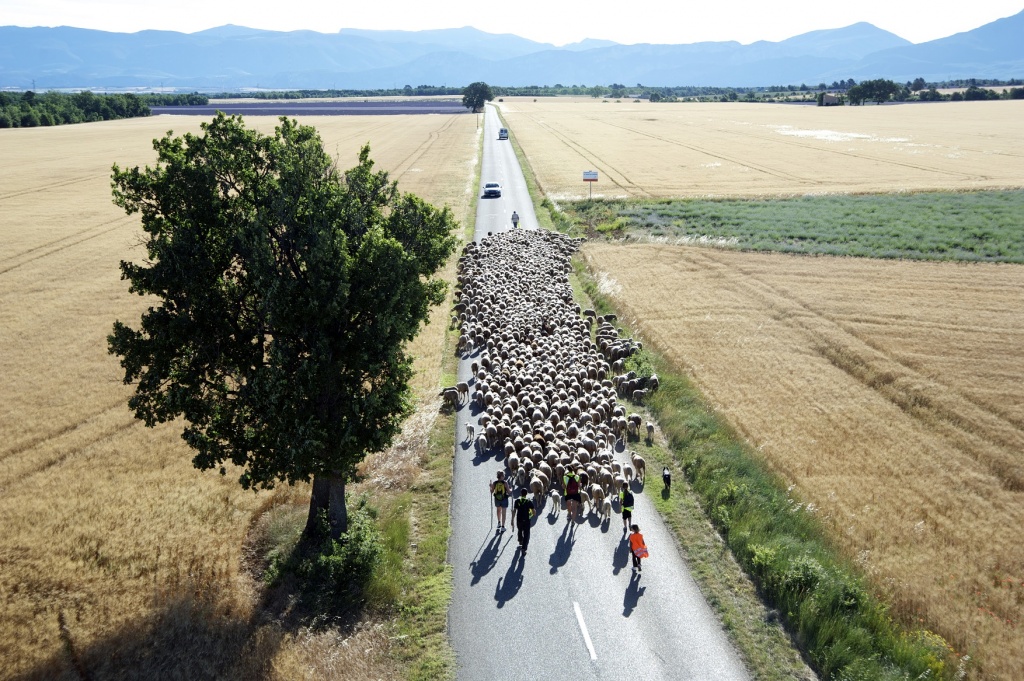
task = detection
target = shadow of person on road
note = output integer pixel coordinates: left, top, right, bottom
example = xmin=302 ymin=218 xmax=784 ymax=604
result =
xmin=494 ymin=549 xmax=526 ymax=608
xmin=470 ymin=532 xmax=505 ymax=585
xmin=623 ymin=570 xmax=646 ymax=616
xmin=548 ymin=521 xmax=576 ymax=574
xmin=611 ymin=533 xmax=631 ymax=575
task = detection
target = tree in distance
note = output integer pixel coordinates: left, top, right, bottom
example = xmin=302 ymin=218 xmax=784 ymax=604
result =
xmin=462 ymin=81 xmax=494 ymax=112
xmin=847 ymin=79 xmax=901 ymax=105
xmin=108 ymin=113 xmax=458 ymax=540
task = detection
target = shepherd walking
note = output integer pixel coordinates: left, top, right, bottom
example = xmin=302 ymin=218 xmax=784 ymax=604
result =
xmin=491 ymin=471 xmax=510 ymax=533
xmin=513 ymin=489 xmax=535 ymax=555
xmin=629 ymin=524 xmax=649 ymax=573
xmin=511 ymin=210 xmax=520 ymax=228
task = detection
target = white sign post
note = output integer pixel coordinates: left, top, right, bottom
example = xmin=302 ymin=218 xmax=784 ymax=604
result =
xmin=583 ymin=170 xmax=598 ymax=199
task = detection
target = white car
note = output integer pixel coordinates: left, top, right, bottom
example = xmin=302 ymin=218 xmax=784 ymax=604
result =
xmin=483 ymin=182 xmax=502 ymax=198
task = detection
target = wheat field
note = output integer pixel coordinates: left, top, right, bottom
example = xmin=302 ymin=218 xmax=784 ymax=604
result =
xmin=0 ymin=112 xmax=478 ymax=679
xmin=498 ymin=98 xmax=1024 ymax=199
xmin=582 ymin=243 xmax=1024 ymax=679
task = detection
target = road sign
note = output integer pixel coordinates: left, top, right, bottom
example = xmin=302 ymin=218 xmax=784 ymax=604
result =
xmin=583 ymin=170 xmax=599 ymax=182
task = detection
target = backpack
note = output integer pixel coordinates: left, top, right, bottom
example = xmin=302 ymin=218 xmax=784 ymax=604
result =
xmin=493 ymin=481 xmax=506 ymax=500
xmin=566 ymin=476 xmax=580 ymax=496
xmin=622 ymin=490 xmax=635 ymax=508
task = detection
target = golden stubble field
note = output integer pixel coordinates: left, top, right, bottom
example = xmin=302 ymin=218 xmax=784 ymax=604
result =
xmin=498 ymin=98 xmax=1024 ymax=199
xmin=583 ymin=243 xmax=1024 ymax=679
xmin=0 ymin=112 xmax=478 ymax=678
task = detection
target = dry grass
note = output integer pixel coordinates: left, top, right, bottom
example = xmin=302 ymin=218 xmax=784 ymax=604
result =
xmin=497 ymin=98 xmax=1024 ymax=199
xmin=582 ymin=243 xmax=1024 ymax=679
xmin=0 ymin=112 xmax=478 ymax=679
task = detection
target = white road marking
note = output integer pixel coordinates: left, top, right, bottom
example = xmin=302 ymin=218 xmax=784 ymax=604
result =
xmin=573 ymin=601 xmax=598 ymax=660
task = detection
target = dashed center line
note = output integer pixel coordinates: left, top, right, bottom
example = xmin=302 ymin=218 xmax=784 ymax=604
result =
xmin=573 ymin=601 xmax=597 ymax=660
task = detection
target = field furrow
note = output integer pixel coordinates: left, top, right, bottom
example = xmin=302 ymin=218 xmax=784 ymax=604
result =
xmin=583 ymin=242 xmax=1024 ymax=679
xmin=500 ymin=98 xmax=1024 ymax=198
xmin=0 ymin=111 xmax=479 ymax=678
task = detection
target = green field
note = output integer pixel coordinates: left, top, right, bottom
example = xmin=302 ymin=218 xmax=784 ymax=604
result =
xmin=563 ymin=191 xmax=1024 ymax=262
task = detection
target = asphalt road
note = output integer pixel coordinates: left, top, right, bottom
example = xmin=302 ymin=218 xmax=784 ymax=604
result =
xmin=446 ymin=105 xmax=750 ymax=680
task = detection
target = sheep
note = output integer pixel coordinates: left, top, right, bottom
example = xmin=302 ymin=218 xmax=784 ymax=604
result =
xmin=646 ymin=421 xmax=655 ymax=442
xmin=549 ymin=490 xmax=562 ymax=517
xmin=599 ymin=498 xmax=612 ymax=522
xmin=623 ymin=463 xmax=635 ymax=482
xmin=456 ymin=381 xmax=470 ymax=402
xmin=530 ymin=476 xmax=545 ymax=497
xmin=440 ymin=387 xmax=459 ymax=408
xmin=578 ymin=489 xmax=591 ymax=515
xmin=631 ymin=388 xmax=648 ymax=404
xmin=630 ymin=451 xmax=647 ymax=483
xmin=466 ymin=423 xmax=476 ymax=442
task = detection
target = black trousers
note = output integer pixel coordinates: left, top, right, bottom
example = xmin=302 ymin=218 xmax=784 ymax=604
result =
xmin=517 ymin=519 xmax=531 ymax=550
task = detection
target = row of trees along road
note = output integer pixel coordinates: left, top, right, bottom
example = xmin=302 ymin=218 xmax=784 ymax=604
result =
xmin=109 ymin=113 xmax=458 ymax=539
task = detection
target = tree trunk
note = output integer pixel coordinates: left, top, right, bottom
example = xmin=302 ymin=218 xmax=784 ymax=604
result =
xmin=305 ymin=476 xmax=330 ymax=537
xmin=304 ymin=473 xmax=348 ymax=541
xmin=327 ymin=473 xmax=347 ymax=540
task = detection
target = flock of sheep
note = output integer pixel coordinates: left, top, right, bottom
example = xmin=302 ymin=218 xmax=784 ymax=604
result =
xmin=443 ymin=229 xmax=658 ymax=521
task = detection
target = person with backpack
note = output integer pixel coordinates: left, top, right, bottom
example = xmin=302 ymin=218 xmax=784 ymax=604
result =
xmin=628 ymin=524 xmax=649 ymax=573
xmin=619 ymin=485 xmax=635 ymax=532
xmin=564 ymin=467 xmax=582 ymax=523
xmin=513 ymin=488 xmax=536 ymax=555
xmin=490 ymin=471 xmax=510 ymax=533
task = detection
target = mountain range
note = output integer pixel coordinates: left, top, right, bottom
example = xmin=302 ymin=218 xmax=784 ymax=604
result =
xmin=1 ymin=10 xmax=1022 ymax=90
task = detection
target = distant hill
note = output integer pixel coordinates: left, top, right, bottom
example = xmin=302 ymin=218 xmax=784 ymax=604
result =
xmin=1 ymin=11 xmax=1022 ymax=89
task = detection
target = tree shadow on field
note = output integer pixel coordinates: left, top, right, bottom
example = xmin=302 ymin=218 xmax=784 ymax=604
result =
xmin=17 ymin=582 xmax=289 ymax=681
xmin=18 ymin=505 xmax=384 ymax=681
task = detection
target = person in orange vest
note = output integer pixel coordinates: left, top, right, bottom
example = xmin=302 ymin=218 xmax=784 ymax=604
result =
xmin=628 ymin=524 xmax=648 ymax=573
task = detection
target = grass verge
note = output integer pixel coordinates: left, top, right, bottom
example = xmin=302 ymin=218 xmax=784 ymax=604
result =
xmin=560 ymin=191 xmax=1024 ymax=262
xmin=572 ymin=258 xmax=956 ymax=680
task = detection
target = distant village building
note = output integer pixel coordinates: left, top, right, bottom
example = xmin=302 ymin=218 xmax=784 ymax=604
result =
xmin=820 ymin=93 xmax=842 ymax=106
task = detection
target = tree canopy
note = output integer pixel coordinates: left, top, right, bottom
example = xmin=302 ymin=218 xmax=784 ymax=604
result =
xmin=109 ymin=113 xmax=458 ymax=538
xmin=847 ymin=79 xmax=902 ymax=105
xmin=461 ymin=81 xmax=494 ymax=112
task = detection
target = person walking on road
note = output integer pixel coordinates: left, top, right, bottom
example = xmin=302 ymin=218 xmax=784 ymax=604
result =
xmin=511 ymin=210 xmax=520 ymax=228
xmin=629 ymin=524 xmax=649 ymax=573
xmin=564 ymin=467 xmax=582 ymax=523
xmin=491 ymin=471 xmax=510 ymax=533
xmin=619 ymin=485 xmax=635 ymax=532
xmin=513 ymin=488 xmax=535 ymax=555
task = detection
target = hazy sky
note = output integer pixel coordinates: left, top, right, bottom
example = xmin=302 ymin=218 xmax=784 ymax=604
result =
xmin=2 ymin=0 xmax=1022 ymax=45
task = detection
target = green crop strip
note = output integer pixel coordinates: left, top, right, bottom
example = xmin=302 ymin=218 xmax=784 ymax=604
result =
xmin=562 ymin=191 xmax=1024 ymax=262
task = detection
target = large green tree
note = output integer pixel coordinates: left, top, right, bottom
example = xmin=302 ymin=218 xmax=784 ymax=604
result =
xmin=461 ymin=81 xmax=493 ymax=112
xmin=109 ymin=113 xmax=457 ymax=539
